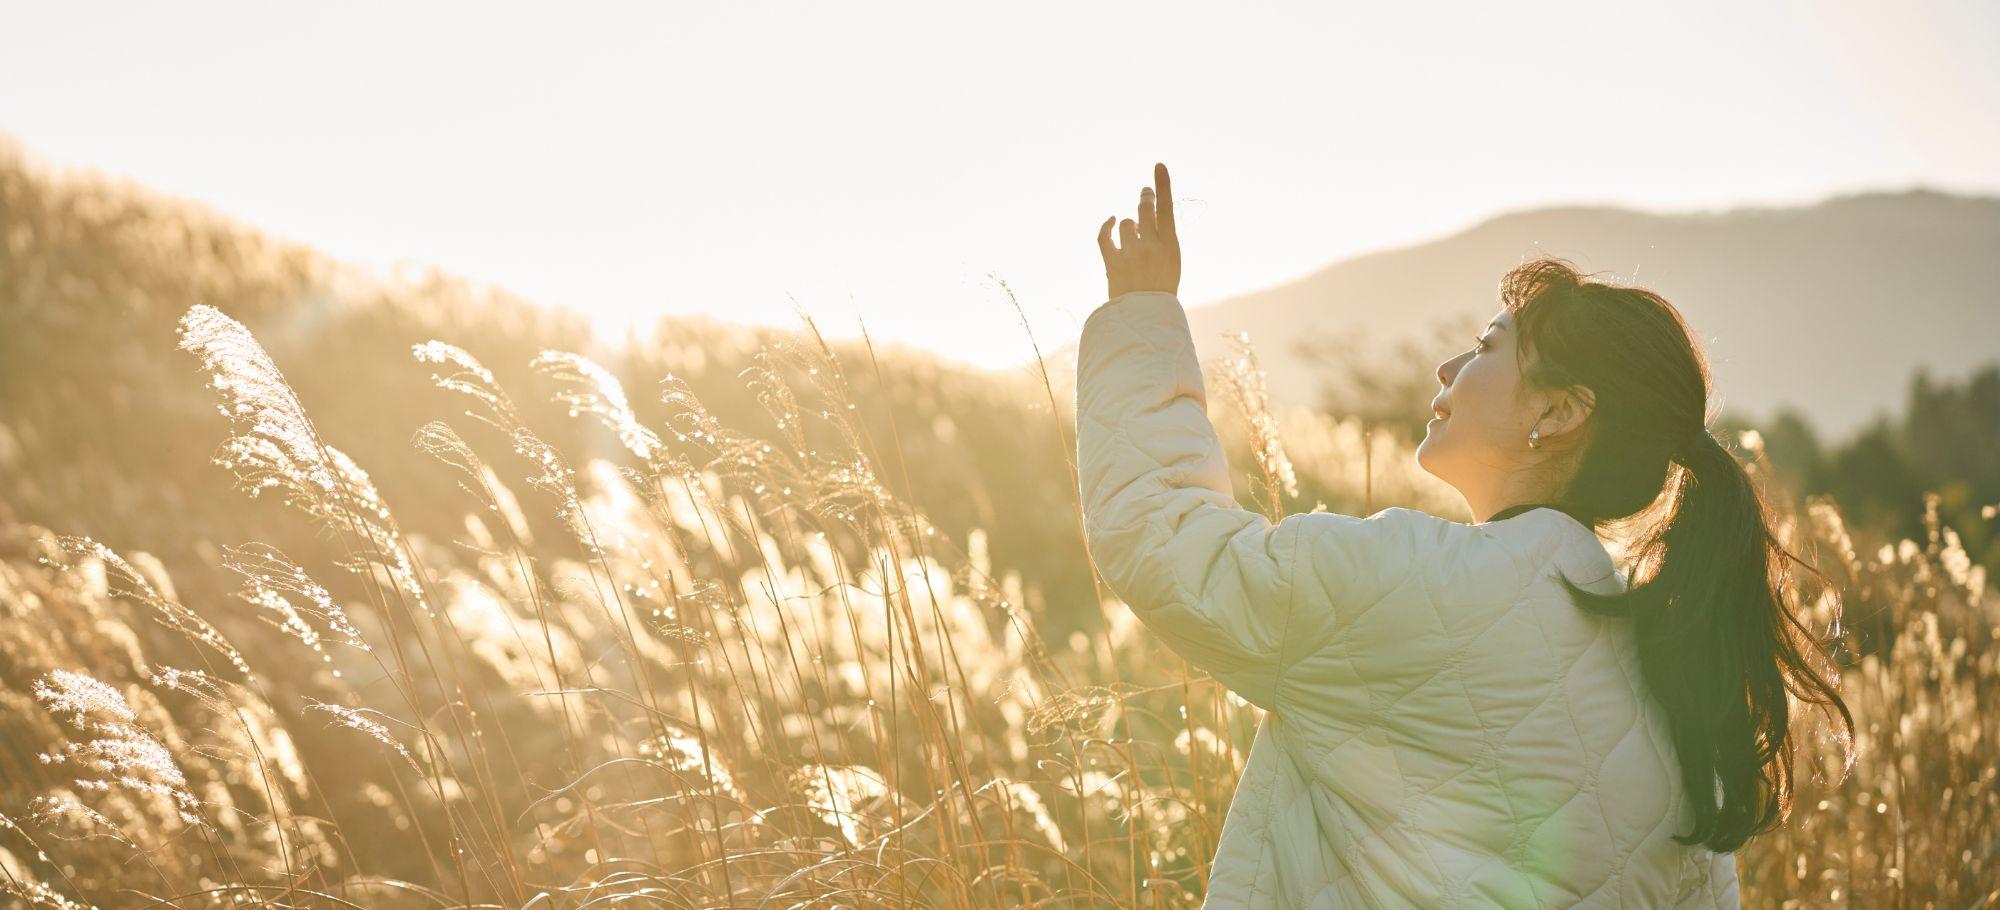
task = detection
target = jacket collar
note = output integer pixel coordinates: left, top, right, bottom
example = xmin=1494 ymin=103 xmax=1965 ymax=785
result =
xmin=1484 ymin=500 xmax=1578 ymax=524
xmin=1484 ymin=504 xmax=1624 ymax=589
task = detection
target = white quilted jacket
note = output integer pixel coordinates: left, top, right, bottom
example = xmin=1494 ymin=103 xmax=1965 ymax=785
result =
xmin=1075 ymin=290 xmax=1741 ymax=909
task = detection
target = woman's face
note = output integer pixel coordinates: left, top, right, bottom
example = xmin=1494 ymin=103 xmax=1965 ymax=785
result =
xmin=1415 ymin=309 xmax=1537 ymax=509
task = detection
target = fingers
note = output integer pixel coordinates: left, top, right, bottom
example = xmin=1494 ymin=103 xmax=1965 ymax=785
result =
xmin=1100 ymin=165 xmax=1178 ymax=298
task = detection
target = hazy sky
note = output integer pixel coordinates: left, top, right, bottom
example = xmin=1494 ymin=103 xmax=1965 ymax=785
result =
xmin=3 ymin=1 xmax=1995 ymax=369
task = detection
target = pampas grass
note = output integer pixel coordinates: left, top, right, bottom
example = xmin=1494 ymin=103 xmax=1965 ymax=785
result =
xmin=0 ymin=288 xmax=1992 ymax=908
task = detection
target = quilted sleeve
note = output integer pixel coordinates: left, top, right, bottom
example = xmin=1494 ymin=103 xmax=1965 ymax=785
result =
xmin=1075 ymin=290 xmax=1424 ymax=711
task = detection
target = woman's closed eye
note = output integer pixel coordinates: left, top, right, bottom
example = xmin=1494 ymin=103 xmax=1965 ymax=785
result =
xmin=1471 ymin=336 xmax=1490 ymax=354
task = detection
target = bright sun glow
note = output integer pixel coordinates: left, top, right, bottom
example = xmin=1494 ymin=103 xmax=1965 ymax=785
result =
xmin=1 ymin=0 xmax=1994 ymax=370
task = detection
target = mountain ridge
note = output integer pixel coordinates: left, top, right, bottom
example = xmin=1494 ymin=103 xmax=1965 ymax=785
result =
xmin=1163 ymin=186 xmax=2000 ymax=438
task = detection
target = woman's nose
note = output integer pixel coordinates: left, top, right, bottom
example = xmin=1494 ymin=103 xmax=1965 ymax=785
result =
xmin=1437 ymin=352 xmax=1464 ymax=387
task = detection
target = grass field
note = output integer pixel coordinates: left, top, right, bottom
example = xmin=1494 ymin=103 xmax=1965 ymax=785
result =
xmin=1 ymin=144 xmax=1994 ymax=908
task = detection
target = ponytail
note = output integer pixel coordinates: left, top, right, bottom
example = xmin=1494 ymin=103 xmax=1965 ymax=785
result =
xmin=1496 ymin=255 xmax=1855 ymax=853
xmin=1559 ymin=427 xmax=1854 ymax=851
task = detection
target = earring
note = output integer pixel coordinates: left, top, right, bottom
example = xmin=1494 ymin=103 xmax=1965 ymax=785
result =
xmin=1527 ymin=428 xmax=1541 ymax=449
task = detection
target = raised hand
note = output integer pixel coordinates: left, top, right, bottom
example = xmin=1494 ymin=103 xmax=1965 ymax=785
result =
xmin=1098 ymin=162 xmax=1181 ymax=300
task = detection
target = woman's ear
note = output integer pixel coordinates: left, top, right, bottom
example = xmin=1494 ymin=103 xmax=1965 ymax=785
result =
xmin=1544 ymin=384 xmax=1592 ymax=438
xmin=1539 ymin=385 xmax=1596 ymax=439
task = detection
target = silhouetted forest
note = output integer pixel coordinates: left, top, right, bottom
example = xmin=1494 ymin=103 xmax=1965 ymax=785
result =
xmin=1748 ymin=367 xmax=2000 ymax=568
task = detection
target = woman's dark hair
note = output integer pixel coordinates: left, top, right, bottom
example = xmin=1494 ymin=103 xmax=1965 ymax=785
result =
xmin=1498 ymin=255 xmax=1855 ymax=853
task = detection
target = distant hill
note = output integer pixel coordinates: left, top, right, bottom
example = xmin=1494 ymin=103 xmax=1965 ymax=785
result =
xmin=1174 ymin=189 xmax=2000 ymax=439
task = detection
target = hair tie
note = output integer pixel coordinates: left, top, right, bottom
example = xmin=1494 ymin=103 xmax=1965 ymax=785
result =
xmin=1677 ymin=424 xmax=1715 ymax=463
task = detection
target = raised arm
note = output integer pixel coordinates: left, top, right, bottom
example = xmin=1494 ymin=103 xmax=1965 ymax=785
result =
xmin=1078 ymin=164 xmax=1425 ymax=712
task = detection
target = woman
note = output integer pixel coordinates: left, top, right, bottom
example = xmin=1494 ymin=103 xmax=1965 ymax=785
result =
xmin=1077 ymin=163 xmax=1853 ymax=908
